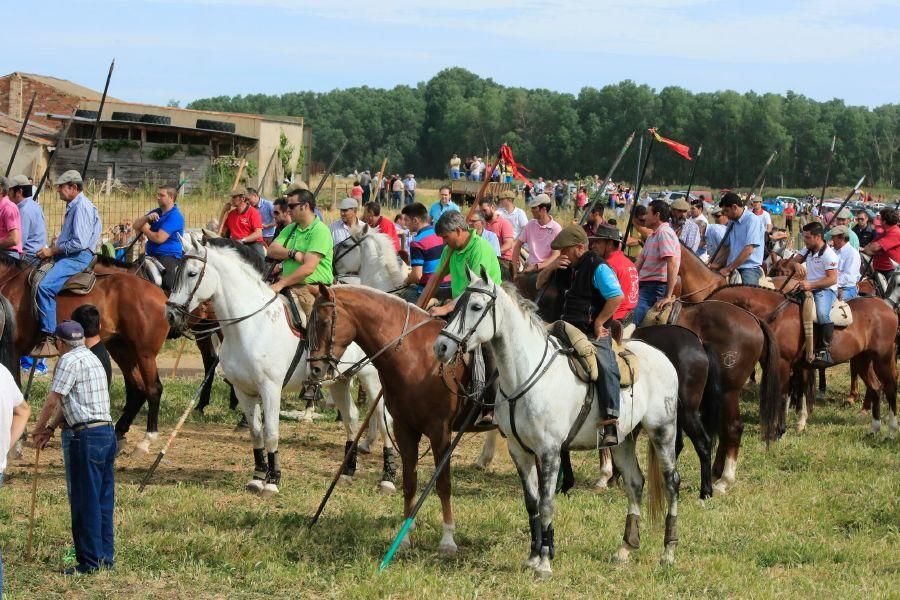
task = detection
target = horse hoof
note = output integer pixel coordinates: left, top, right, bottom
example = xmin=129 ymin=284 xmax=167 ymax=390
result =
xmin=260 ymin=483 xmax=279 ymax=497
xmin=593 ymin=481 xmax=609 ymax=492
xmin=712 ymin=481 xmax=728 ymax=496
xmin=245 ymin=480 xmax=264 ymax=494
xmin=613 ymin=547 xmax=631 ymax=564
xmin=796 ymin=422 xmax=807 ymax=434
xmin=338 ymin=474 xmax=353 ymax=486
xmin=398 ymin=536 xmax=411 ymax=552
xmin=438 ymin=541 xmax=458 ymax=556
xmin=378 ymin=481 xmax=396 ymax=494
xmin=533 ymin=563 xmax=552 ymax=579
xmin=134 ymin=441 xmax=151 ymax=455
xmin=473 ymin=459 xmax=490 ymax=471
xmin=357 ymin=442 xmax=371 ymax=455
xmin=523 ymin=555 xmax=541 ymax=570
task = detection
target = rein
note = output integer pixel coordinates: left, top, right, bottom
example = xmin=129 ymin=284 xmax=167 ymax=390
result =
xmin=332 ymin=234 xmax=363 ymax=277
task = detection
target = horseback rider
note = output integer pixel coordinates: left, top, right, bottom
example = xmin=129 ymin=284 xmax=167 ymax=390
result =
xmin=588 ymin=225 xmax=639 ymax=325
xmin=267 ymin=188 xmax=334 ymax=316
xmin=131 ymin=186 xmax=184 ymax=292
xmin=792 ymin=221 xmax=839 ymax=367
xmin=31 ymin=171 xmax=102 ymax=358
xmin=710 ymin=192 xmax=765 ymax=286
xmin=541 ymin=224 xmax=623 ymax=447
xmin=9 ymin=174 xmax=48 ymax=267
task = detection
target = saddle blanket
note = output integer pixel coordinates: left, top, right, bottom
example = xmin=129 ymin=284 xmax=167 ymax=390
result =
xmin=548 ymin=320 xmax=637 ymax=388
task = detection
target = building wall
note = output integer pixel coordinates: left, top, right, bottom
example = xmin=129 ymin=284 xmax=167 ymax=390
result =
xmin=0 ymin=134 xmax=47 ymax=180
xmin=256 ymin=120 xmax=305 ymax=196
xmin=0 ymin=74 xmax=82 ymax=128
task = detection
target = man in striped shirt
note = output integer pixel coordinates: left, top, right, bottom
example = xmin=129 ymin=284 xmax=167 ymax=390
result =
xmin=399 ymin=202 xmax=451 ymax=303
xmin=632 ymin=200 xmax=681 ymax=324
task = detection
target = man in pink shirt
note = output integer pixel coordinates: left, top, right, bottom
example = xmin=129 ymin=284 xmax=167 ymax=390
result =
xmin=512 ymin=194 xmax=562 ymax=272
xmin=477 ymin=197 xmax=515 ymax=280
xmin=0 ymin=178 xmax=23 ymax=259
xmin=632 ymin=200 xmax=680 ymax=324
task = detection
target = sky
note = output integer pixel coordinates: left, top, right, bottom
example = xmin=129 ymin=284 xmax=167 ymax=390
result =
xmin=5 ymin=0 xmax=900 ymax=108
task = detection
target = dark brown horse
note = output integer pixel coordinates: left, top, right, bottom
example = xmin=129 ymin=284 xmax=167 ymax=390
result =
xmin=709 ymin=285 xmax=898 ymax=439
xmin=0 ymin=254 xmax=169 ymax=449
xmin=306 ymin=284 xmax=478 ymax=554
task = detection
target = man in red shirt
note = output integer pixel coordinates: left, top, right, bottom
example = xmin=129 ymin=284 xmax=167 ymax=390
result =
xmin=477 ymin=197 xmax=515 ymax=280
xmin=219 ymin=188 xmax=264 ymax=255
xmin=590 ymin=224 xmax=639 ymax=323
xmin=863 ymin=207 xmax=900 ymax=280
xmin=363 ymin=201 xmax=401 ymax=252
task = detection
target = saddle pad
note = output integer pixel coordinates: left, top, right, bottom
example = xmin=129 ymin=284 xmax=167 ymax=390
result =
xmin=279 ymin=288 xmax=307 ymax=335
xmin=640 ymin=299 xmax=682 ymax=327
xmin=803 ymin=293 xmax=853 ymax=327
xmin=757 ymin=275 xmax=776 ymax=289
xmin=614 ymin=340 xmax=637 ymax=388
xmin=549 ymin=321 xmax=598 ymax=383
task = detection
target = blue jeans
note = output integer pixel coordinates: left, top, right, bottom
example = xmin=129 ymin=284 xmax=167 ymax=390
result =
xmin=813 ymin=288 xmax=837 ymax=324
xmin=738 ymin=266 xmax=762 ymax=286
xmin=66 ymin=424 xmax=116 ymax=572
xmin=36 ymin=250 xmax=94 ymax=334
xmin=62 ymin=428 xmax=74 ymax=500
xmin=450 ymin=168 xmax=460 ymax=180
xmin=633 ymin=281 xmax=668 ymax=325
xmin=840 ymin=286 xmax=858 ymax=301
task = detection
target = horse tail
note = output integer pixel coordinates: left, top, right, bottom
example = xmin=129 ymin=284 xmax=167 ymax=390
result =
xmin=645 ymin=441 xmax=666 ymax=528
xmin=757 ymin=319 xmax=784 ymax=445
xmin=700 ymin=342 xmax=723 ymax=446
xmin=0 ymin=293 xmax=19 ymax=387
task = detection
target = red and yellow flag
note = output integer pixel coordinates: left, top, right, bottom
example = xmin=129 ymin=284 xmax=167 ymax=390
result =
xmin=650 ymin=128 xmax=692 ymax=161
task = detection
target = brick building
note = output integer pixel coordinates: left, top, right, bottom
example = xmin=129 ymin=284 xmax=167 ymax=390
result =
xmin=0 ymin=72 xmax=113 ymax=129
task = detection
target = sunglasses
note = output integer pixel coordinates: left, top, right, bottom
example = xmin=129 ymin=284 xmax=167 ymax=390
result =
xmin=287 ymin=202 xmax=304 ymax=209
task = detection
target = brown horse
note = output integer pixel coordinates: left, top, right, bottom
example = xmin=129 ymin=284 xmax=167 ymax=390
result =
xmin=709 ymin=284 xmax=898 ymax=439
xmin=306 ymin=284 xmax=478 ymax=554
xmin=0 ymin=253 xmax=169 ymax=448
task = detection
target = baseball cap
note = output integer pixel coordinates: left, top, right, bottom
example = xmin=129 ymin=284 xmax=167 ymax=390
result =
xmin=54 ymin=320 xmax=84 ymax=341
xmin=670 ymin=197 xmax=691 ymax=211
xmin=527 ymin=193 xmax=552 ymax=209
xmin=829 ymin=225 xmax=850 ymax=237
xmin=338 ymin=197 xmax=358 ymax=210
xmin=498 ymin=190 xmax=515 ymax=200
xmin=836 ymin=208 xmax=853 ymax=219
xmin=10 ymin=174 xmax=30 ymax=188
xmin=55 ymin=170 xmax=83 ymax=186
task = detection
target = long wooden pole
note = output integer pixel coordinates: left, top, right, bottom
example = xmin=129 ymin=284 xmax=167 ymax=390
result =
xmin=258 ymin=148 xmax=278 ymax=194
xmin=823 ymin=176 xmax=867 ymax=229
xmin=80 ymin=59 xmax=115 ymax=179
xmin=376 ymin=156 xmax=388 ymax=202
xmin=622 ymin=131 xmax=656 ymax=246
xmin=816 ymin=135 xmax=837 ymax=217
xmin=5 ymin=92 xmax=36 ymax=177
xmin=579 ymin=131 xmax=636 ymax=226
xmin=313 ymin=140 xmax=348 ymax=199
xmin=26 ymin=447 xmax=41 ymax=557
xmin=308 ymin=390 xmax=385 ymax=528
xmin=33 ymin=115 xmax=74 ymax=200
xmin=684 ymin=143 xmax=703 ymax=201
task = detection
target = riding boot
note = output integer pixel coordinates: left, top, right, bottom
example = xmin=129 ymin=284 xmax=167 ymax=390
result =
xmin=593 ymin=336 xmax=621 ymax=447
xmin=812 ymin=323 xmax=835 ymax=368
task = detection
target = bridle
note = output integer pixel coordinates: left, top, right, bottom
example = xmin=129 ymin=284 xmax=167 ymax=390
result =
xmin=439 ymin=284 xmax=498 ymax=351
xmin=332 ymin=233 xmax=363 ymax=277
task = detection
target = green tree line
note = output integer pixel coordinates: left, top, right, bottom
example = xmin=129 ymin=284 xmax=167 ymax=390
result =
xmin=188 ymin=68 xmax=900 ymax=189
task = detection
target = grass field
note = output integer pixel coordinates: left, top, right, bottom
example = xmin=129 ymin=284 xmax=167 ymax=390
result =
xmin=1 ymin=364 xmax=897 ymax=599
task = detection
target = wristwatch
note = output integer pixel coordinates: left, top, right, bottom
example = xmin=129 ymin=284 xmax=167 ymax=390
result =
xmin=288 ymin=250 xmax=297 ymax=260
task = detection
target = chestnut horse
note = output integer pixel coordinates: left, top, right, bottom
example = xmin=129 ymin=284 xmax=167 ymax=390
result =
xmin=0 ymin=253 xmax=168 ymax=449
xmin=307 ymin=284 xmax=481 ymax=555
xmin=709 ymin=285 xmax=898 ymax=439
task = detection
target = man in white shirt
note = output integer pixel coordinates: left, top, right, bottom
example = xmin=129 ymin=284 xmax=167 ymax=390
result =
xmin=791 ymin=222 xmax=839 ymax=366
xmin=751 ymin=198 xmax=773 ymax=233
xmin=330 ymin=198 xmax=360 ymax=245
xmin=830 ymin=225 xmax=861 ymax=301
xmin=495 ymin=190 xmax=528 ymax=239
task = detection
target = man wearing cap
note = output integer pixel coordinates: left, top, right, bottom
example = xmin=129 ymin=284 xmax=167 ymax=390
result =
xmin=670 ymin=197 xmax=700 ymax=254
xmin=590 ymin=225 xmax=639 ymax=323
xmin=540 ymin=224 xmax=623 ymax=446
xmin=632 ymin=200 xmax=681 ymax=325
xmin=789 ymin=222 xmax=839 ymax=366
xmin=32 ymin=320 xmax=116 ymax=575
xmin=496 ymin=190 xmax=527 ymax=240
xmin=267 ymin=188 xmax=333 ymax=315
xmin=0 ymin=177 xmax=22 ymax=259
xmin=8 ymin=174 xmax=47 ymax=266
xmin=513 ymin=194 xmax=562 ymax=273
xmin=704 ymin=206 xmax=728 ymax=261
xmin=220 ymin=189 xmax=264 ymax=256
xmin=247 ymin=188 xmax=277 ymax=245
xmin=131 ymin=186 xmax=184 ymax=292
xmin=710 ymin=192 xmax=765 ymax=286
xmin=477 ymin=197 xmax=515 ymax=279
xmin=824 ymin=208 xmax=860 ymax=249
xmin=399 ymin=202 xmax=451 ymax=303
xmin=330 ymin=198 xmax=361 ymax=246
xmin=363 ymin=201 xmax=401 ymax=252
xmin=830 ymin=225 xmax=861 ymax=301
xmin=31 ymin=171 xmax=102 ymax=357
xmin=428 ymin=186 xmax=460 ymax=224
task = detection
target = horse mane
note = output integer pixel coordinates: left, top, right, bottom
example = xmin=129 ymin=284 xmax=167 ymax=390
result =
xmin=361 ymin=230 xmax=407 ymax=285
xmin=499 ymin=281 xmax=547 ymax=334
xmin=0 ymin=252 xmax=22 ymax=269
xmin=206 ymin=237 xmax=266 ymax=276
xmin=712 ymin=282 xmax=791 ymax=300
xmin=94 ymin=254 xmax=134 ymax=268
xmin=336 ymin=284 xmax=430 ymax=318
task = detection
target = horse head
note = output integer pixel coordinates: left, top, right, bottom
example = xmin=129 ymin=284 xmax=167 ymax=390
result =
xmin=434 ymin=265 xmax=497 ymax=363
xmin=307 ymin=283 xmax=351 ymax=382
xmin=165 ymin=238 xmax=214 ymax=330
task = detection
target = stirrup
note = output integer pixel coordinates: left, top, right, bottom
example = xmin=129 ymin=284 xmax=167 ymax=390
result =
xmin=810 ymin=350 xmax=834 ymax=368
xmin=599 ymin=420 xmax=618 ymax=447
xmin=29 ymin=336 xmax=59 ymax=358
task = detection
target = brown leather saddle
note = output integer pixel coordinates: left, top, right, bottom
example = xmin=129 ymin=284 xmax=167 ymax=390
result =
xmin=27 ymin=257 xmax=99 ymax=321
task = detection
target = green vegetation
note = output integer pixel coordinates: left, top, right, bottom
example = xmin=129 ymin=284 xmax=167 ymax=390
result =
xmin=147 ymin=145 xmax=180 ymax=161
xmin=97 ymin=139 xmax=140 ymax=153
xmin=1 ymin=366 xmax=896 ymax=598
xmin=188 ymin=68 xmax=900 ymax=190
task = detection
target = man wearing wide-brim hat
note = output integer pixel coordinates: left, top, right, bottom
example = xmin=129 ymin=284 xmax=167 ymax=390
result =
xmin=542 ymin=223 xmax=624 ymax=447
xmin=824 ymin=207 xmax=860 ymax=249
xmin=670 ymin=197 xmax=701 ymax=254
xmin=30 ymin=170 xmax=102 ymax=357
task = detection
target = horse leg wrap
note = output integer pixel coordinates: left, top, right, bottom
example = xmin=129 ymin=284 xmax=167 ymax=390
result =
xmin=253 ymin=448 xmax=267 ymax=481
xmin=542 ymin=524 xmax=555 ymax=560
xmin=664 ymin=515 xmax=678 ymax=545
xmin=623 ymin=514 xmax=641 ymax=549
xmin=382 ymin=447 xmax=397 ymax=482
xmin=528 ymin=515 xmax=542 ymax=557
xmin=266 ymin=451 xmax=281 ymax=485
xmin=342 ymin=441 xmax=358 ymax=477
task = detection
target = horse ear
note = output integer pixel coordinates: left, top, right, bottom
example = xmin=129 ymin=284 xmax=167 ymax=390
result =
xmin=362 ymin=223 xmax=369 ymax=235
xmin=315 ymin=282 xmax=331 ymax=298
xmin=466 ymin=265 xmax=478 ymax=282
xmin=480 ymin=265 xmax=490 ymax=284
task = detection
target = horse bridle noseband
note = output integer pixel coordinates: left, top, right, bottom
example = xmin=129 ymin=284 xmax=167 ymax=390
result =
xmin=332 ymin=234 xmax=363 ymax=277
xmin=439 ymin=285 xmax=499 ymax=351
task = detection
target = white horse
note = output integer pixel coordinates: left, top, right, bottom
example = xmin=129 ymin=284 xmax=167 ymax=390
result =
xmin=165 ymin=234 xmax=397 ymax=495
xmin=433 ymin=270 xmax=682 ymax=577
xmin=335 ymin=225 xmax=502 ymax=469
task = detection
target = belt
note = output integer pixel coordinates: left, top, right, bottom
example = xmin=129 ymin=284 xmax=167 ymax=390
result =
xmin=70 ymin=420 xmax=112 ymax=432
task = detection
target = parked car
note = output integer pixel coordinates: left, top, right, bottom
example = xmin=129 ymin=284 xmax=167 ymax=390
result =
xmin=761 ymin=197 xmax=785 ymax=215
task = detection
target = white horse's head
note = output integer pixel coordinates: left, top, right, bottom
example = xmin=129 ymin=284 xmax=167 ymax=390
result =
xmin=433 ymin=266 xmax=498 ymax=362
xmin=333 ymin=223 xmax=366 ymax=278
xmin=339 ymin=224 xmax=410 ymax=291
xmin=165 ymin=234 xmax=221 ymax=329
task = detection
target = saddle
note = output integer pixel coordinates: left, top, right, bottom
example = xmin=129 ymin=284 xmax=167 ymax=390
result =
xmin=640 ymin=299 xmax=683 ymax=327
xmin=801 ymin=291 xmax=853 ymax=328
xmin=27 ymin=259 xmax=98 ymax=296
xmin=728 ymin=270 xmax=776 ymax=289
xmin=548 ymin=321 xmax=637 ymax=388
xmin=279 ymin=288 xmax=307 ymax=336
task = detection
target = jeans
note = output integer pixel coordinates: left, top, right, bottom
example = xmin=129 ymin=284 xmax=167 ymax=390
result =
xmin=36 ymin=249 xmax=94 ymax=334
xmin=450 ymin=169 xmax=460 ymax=180
xmin=362 ymin=186 xmax=371 ymax=204
xmin=738 ymin=266 xmax=762 ymax=286
xmin=633 ymin=281 xmax=668 ymax=325
xmin=592 ymin=336 xmax=620 ymax=418
xmin=66 ymin=424 xmax=116 ymax=572
xmin=813 ymin=288 xmax=837 ymax=324
xmin=391 ymin=191 xmax=402 ymax=208
xmin=840 ymin=286 xmax=858 ymax=301
xmin=62 ymin=428 xmax=74 ymax=500
xmin=404 ymin=190 xmax=415 ymax=206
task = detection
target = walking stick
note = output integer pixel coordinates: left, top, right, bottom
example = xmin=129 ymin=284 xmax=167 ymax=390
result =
xmin=823 ymin=176 xmax=867 ymax=230
xmin=816 ymin=135 xmax=837 ymax=218
xmin=378 ymin=399 xmax=482 ymax=573
xmin=22 ymin=355 xmax=39 ymax=401
xmin=139 ymin=358 xmax=218 ymax=492
xmin=308 ymin=390 xmax=385 ymax=528
xmin=5 ymin=92 xmax=36 ymax=177
xmin=313 ymin=140 xmax=348 ymax=199
xmin=26 ymin=447 xmax=41 ymax=558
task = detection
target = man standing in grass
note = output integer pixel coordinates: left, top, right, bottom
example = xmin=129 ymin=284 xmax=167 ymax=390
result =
xmin=632 ymin=200 xmax=680 ymax=324
xmin=429 ymin=186 xmax=460 ymax=224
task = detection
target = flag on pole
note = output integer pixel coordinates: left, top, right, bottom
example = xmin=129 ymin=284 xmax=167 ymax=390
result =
xmin=650 ymin=128 xmax=692 ymax=161
xmin=499 ymin=143 xmax=532 ymax=185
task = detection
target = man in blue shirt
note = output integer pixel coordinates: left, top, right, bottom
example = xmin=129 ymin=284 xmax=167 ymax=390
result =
xmin=248 ymin=187 xmax=276 ymax=244
xmin=709 ymin=192 xmax=765 ymax=285
xmin=9 ymin=174 xmax=47 ymax=266
xmin=31 ymin=171 xmax=102 ymax=357
xmin=428 ymin=186 xmax=460 ymax=224
xmin=132 ymin=186 xmax=185 ymax=292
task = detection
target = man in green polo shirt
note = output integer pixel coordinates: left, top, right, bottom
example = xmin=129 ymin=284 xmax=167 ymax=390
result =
xmin=428 ymin=210 xmax=502 ymax=316
xmin=267 ymin=188 xmax=333 ymax=314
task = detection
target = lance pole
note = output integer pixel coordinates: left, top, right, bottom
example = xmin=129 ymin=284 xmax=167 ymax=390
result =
xmin=5 ymin=92 xmax=36 ymax=177
xmin=622 ymin=131 xmax=656 ymax=247
xmin=579 ymin=131 xmax=636 ymax=226
xmin=80 ymin=59 xmax=115 ymax=179
xmin=684 ymin=144 xmax=703 ymax=201
xmin=34 ymin=115 xmax=74 ymax=199
xmin=823 ymin=176 xmax=867 ymax=230
xmin=816 ymin=135 xmax=837 ymax=217
xmin=313 ymin=140 xmax=348 ymax=199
